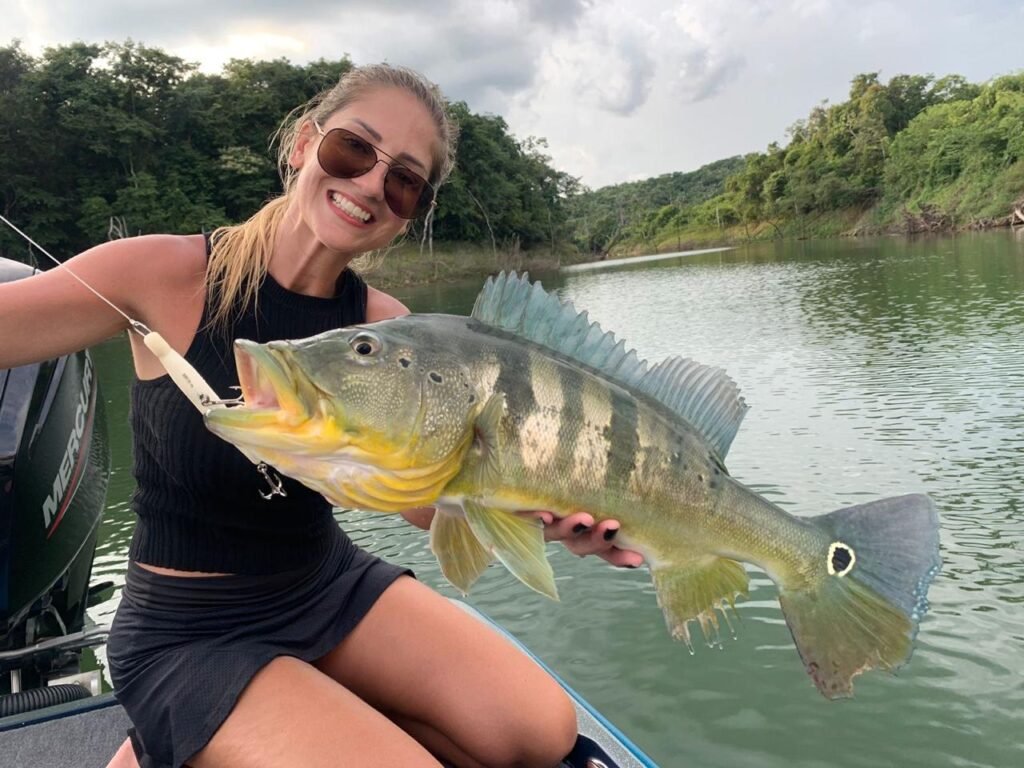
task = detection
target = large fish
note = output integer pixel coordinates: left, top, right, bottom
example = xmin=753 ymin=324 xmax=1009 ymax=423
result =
xmin=205 ymin=272 xmax=941 ymax=698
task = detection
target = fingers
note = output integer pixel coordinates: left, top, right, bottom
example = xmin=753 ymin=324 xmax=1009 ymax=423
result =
xmin=559 ymin=517 xmax=619 ymax=555
xmin=541 ymin=511 xmax=594 ymax=542
xmin=596 ymin=547 xmax=645 ymax=568
xmin=514 ymin=510 xmax=646 ymax=568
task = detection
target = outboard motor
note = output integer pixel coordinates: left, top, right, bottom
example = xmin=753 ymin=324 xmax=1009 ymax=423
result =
xmin=0 ymin=255 xmax=111 ymax=715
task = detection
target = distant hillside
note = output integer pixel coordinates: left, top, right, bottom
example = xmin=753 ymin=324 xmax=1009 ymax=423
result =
xmin=567 ymin=156 xmax=745 ymax=254
xmin=593 ymin=71 xmax=1024 ymax=256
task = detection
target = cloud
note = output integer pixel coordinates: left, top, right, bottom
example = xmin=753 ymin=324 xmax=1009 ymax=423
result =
xmin=353 ymin=5 xmax=549 ymax=111
xmin=672 ymin=50 xmax=747 ymax=103
xmin=524 ymin=0 xmax=591 ymax=30
xmin=546 ymin=14 xmax=659 ymax=116
xmin=5 ymin=0 xmax=1024 ymax=189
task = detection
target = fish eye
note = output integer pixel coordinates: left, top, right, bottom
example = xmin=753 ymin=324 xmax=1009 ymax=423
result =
xmin=350 ymin=333 xmax=381 ymax=357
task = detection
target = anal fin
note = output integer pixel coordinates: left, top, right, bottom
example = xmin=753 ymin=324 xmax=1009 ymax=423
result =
xmin=652 ymin=556 xmax=749 ymax=649
xmin=464 ymin=500 xmax=558 ymax=600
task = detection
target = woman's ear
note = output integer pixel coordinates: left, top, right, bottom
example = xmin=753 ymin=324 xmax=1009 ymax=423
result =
xmin=289 ymin=120 xmax=316 ymax=170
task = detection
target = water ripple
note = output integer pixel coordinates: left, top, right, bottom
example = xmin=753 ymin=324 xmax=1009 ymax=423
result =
xmin=80 ymin=232 xmax=1024 ymax=768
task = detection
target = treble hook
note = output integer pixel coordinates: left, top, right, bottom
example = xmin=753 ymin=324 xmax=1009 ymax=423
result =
xmin=199 ymin=386 xmax=246 ymax=409
xmin=257 ymin=462 xmax=287 ymax=500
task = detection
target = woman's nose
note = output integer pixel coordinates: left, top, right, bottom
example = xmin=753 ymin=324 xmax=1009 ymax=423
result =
xmin=351 ymin=159 xmax=390 ymax=200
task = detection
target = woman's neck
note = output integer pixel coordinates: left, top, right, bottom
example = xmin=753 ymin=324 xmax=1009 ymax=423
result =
xmin=270 ymin=209 xmax=355 ymax=297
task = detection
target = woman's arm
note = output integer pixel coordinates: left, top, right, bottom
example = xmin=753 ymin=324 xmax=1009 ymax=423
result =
xmin=0 ymin=234 xmax=206 ymax=370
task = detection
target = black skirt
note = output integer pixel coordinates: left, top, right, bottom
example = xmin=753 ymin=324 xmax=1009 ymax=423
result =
xmin=107 ymin=524 xmax=411 ymax=768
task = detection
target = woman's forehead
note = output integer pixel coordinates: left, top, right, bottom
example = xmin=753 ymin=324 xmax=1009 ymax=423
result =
xmin=325 ymin=88 xmax=437 ymax=169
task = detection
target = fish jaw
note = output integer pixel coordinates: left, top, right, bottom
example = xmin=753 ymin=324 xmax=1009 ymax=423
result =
xmin=203 ymin=337 xmax=477 ymax=510
xmin=205 ymin=338 xmax=372 ymax=461
xmin=235 ymin=339 xmax=311 ymax=425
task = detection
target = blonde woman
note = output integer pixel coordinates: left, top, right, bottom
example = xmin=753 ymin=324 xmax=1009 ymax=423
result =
xmin=0 ymin=64 xmax=640 ymax=768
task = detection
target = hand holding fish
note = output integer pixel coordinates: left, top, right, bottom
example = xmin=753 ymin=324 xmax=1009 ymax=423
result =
xmin=523 ymin=511 xmax=645 ymax=568
xmin=403 ymin=507 xmax=644 ymax=566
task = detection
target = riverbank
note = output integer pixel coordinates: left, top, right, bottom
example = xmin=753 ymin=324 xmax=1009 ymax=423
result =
xmin=613 ymin=198 xmax=1024 ymax=258
xmin=363 ymin=197 xmax=1024 ymax=287
xmin=360 ymin=239 xmax=591 ymax=290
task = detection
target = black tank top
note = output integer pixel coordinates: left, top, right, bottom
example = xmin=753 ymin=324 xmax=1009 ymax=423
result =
xmin=128 ymin=246 xmax=368 ymax=574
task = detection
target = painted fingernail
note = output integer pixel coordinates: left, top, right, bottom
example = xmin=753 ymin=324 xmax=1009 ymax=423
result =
xmin=573 ymin=523 xmax=590 ymax=534
xmin=603 ymin=527 xmax=619 ymax=541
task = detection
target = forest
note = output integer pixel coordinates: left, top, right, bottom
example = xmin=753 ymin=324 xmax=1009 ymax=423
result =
xmin=604 ymin=71 xmax=1024 ymax=252
xmin=0 ymin=41 xmax=576 ymax=263
xmin=2 ymin=41 xmax=1022 ymax=267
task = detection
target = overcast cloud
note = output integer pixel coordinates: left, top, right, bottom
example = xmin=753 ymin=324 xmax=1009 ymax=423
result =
xmin=4 ymin=0 xmax=1023 ymax=187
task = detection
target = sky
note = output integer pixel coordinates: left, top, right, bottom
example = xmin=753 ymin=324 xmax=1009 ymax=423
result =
xmin=4 ymin=0 xmax=1023 ymax=189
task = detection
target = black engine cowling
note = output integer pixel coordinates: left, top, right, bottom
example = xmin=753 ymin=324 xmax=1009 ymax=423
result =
xmin=0 ymin=256 xmax=110 ymax=694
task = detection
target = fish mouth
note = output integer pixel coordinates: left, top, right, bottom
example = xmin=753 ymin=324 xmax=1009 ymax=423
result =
xmin=204 ymin=340 xmax=313 ymax=436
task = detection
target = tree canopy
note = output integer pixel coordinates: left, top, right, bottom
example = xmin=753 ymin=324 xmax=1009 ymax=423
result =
xmin=3 ymin=43 xmax=1020 ymax=264
xmin=570 ymin=70 xmax=1023 ymax=252
xmin=0 ymin=41 xmax=576 ymax=261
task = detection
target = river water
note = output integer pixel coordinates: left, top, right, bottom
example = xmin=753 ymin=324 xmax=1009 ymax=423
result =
xmin=86 ymin=230 xmax=1024 ymax=767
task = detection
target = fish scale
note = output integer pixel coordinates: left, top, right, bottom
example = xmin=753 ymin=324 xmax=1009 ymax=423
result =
xmin=204 ymin=272 xmax=941 ymax=699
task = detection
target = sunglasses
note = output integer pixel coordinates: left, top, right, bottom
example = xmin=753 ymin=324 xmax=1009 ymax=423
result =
xmin=313 ymin=121 xmax=435 ymax=220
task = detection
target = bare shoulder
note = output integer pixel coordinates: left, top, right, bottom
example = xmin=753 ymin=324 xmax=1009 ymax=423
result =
xmin=101 ymin=233 xmax=206 ymax=285
xmin=69 ymin=233 xmax=207 ymax=315
xmin=365 ymin=284 xmax=410 ymax=322
xmin=0 ymin=233 xmax=208 ymax=369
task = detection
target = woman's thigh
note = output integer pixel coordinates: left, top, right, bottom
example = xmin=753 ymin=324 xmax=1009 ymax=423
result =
xmin=188 ymin=655 xmax=442 ymax=768
xmin=314 ymin=576 xmax=578 ymax=768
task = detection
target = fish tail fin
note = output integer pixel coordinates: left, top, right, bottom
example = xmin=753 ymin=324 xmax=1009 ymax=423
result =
xmin=778 ymin=494 xmax=941 ymax=699
xmin=652 ymin=556 xmax=749 ymax=650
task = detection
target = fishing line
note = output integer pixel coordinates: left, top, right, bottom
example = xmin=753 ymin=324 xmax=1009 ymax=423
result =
xmin=0 ymin=214 xmax=221 ymax=413
xmin=1 ymin=216 xmax=286 ymax=499
xmin=1 ymin=214 xmax=143 ymax=331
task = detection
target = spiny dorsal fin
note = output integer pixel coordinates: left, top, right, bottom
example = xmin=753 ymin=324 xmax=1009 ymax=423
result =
xmin=471 ymin=271 xmax=749 ymax=458
xmin=636 ymin=357 xmax=749 ymax=459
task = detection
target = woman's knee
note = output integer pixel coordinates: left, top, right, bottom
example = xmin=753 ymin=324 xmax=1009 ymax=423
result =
xmin=104 ymin=738 xmax=139 ymax=768
xmin=476 ymin=685 xmax=578 ymax=768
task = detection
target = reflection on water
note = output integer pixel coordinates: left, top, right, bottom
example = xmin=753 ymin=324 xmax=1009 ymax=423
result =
xmin=87 ymin=231 xmax=1023 ymax=767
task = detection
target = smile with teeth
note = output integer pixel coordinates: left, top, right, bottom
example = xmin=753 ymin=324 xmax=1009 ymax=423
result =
xmin=330 ymin=192 xmax=372 ymax=222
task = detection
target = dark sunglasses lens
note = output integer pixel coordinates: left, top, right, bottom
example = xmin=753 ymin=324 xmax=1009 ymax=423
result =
xmin=318 ymin=128 xmax=432 ymax=219
xmin=318 ymin=129 xmax=376 ymax=178
xmin=384 ymin=167 xmax=432 ymax=219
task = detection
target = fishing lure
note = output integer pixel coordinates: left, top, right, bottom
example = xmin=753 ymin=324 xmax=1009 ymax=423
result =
xmin=0 ymin=216 xmax=284 ymax=498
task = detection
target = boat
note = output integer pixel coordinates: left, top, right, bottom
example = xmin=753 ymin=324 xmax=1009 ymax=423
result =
xmin=0 ymin=255 xmax=658 ymax=768
xmin=0 ymin=600 xmax=658 ymax=767
xmin=0 ymin=255 xmax=112 ymax=708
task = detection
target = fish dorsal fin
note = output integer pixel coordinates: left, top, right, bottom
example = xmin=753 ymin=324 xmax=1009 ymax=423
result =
xmin=471 ymin=271 xmax=749 ymax=458
xmin=636 ymin=357 xmax=749 ymax=459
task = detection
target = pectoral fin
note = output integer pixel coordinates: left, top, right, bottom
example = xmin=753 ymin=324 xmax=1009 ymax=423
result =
xmin=464 ymin=500 xmax=558 ymax=600
xmin=430 ymin=510 xmax=494 ymax=595
xmin=471 ymin=393 xmax=506 ymax=491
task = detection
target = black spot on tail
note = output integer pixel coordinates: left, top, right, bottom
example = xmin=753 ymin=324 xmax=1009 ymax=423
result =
xmin=829 ymin=543 xmax=855 ymax=576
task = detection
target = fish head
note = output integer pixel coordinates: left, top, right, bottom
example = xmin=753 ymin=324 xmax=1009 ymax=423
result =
xmin=203 ymin=319 xmax=485 ymax=509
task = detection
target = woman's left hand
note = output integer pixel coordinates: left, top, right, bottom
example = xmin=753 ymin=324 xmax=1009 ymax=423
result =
xmin=523 ymin=511 xmax=645 ymax=568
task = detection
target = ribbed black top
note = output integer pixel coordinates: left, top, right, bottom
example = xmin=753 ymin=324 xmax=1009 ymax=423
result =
xmin=128 ymin=259 xmax=368 ymax=574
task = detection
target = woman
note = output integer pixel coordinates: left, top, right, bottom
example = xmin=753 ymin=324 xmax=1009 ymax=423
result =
xmin=0 ymin=64 xmax=641 ymax=768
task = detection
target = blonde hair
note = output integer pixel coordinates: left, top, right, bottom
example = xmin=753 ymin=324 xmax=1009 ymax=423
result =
xmin=205 ymin=64 xmax=458 ymax=330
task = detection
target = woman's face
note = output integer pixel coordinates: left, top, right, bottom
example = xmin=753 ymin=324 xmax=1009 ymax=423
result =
xmin=289 ymin=86 xmax=438 ymax=256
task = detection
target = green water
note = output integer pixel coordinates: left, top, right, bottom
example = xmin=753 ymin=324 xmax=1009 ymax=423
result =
xmin=86 ymin=230 xmax=1024 ymax=767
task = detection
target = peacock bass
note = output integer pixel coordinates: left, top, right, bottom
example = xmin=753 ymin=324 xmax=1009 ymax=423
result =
xmin=204 ymin=272 xmax=941 ymax=699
